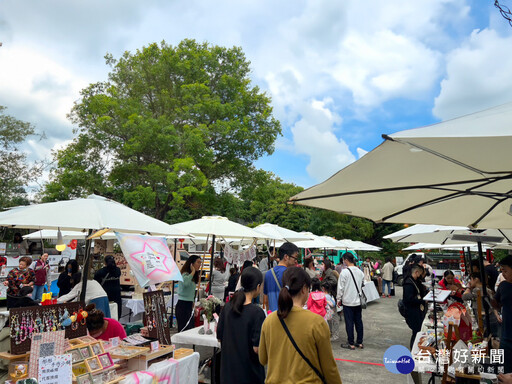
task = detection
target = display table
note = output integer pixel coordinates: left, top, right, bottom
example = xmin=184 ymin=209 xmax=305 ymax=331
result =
xmin=171 ymin=325 xmax=220 ymax=383
xmin=362 ymin=282 xmax=380 ymax=303
xmin=171 ymin=325 xmax=220 ymax=348
xmin=121 ymin=352 xmax=199 ymax=384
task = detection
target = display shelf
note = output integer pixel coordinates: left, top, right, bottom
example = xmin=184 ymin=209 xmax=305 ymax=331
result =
xmin=0 ymin=351 xmax=29 ymax=361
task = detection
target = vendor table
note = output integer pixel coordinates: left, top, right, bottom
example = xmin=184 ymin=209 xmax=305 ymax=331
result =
xmin=120 ymin=352 xmax=199 ymax=384
xmin=171 ymin=325 xmax=220 ymax=348
xmin=171 ymin=325 xmax=220 ymax=383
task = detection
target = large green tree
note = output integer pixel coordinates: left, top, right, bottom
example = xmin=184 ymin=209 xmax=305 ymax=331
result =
xmin=0 ymin=106 xmax=37 ymax=208
xmin=43 ymin=40 xmax=281 ymax=220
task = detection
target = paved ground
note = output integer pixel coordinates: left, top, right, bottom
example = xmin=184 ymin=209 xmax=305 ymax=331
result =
xmin=332 ymin=285 xmax=413 ymax=384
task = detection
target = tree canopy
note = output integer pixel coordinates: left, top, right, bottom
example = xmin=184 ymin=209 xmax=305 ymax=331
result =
xmin=43 ymin=40 xmax=281 ymax=220
xmin=0 ymin=106 xmax=37 ymax=208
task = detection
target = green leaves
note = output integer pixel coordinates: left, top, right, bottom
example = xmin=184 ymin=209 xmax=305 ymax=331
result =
xmin=0 ymin=106 xmax=39 ymax=209
xmin=43 ymin=40 xmax=280 ymax=220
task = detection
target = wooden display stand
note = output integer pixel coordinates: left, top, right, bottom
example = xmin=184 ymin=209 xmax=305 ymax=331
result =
xmin=127 ymin=344 xmax=175 ymax=371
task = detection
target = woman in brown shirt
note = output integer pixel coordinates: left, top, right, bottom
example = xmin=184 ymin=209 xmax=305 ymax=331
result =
xmin=259 ymin=267 xmax=342 ymax=384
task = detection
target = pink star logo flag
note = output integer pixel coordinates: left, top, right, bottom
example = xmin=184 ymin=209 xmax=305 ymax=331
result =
xmin=115 ymin=232 xmax=183 ymax=287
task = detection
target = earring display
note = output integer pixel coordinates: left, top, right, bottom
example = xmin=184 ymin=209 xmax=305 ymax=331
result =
xmin=9 ymin=302 xmax=88 ymax=355
xmin=142 ymin=290 xmax=171 ymax=345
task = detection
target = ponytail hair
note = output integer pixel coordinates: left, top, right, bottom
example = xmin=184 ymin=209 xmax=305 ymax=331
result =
xmin=278 ymin=267 xmax=311 ymax=320
xmin=105 ymin=255 xmax=116 ymax=270
xmin=231 ymin=267 xmax=263 ymax=315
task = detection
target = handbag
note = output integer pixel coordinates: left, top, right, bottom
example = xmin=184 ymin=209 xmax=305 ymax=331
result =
xmin=347 ymin=267 xmax=367 ymax=309
xmin=278 ymin=316 xmax=326 ymax=384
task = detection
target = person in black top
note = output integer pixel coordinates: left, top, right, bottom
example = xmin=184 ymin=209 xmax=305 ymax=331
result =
xmin=217 ymin=267 xmax=265 ymax=384
xmin=403 ymin=264 xmax=426 ymax=350
xmin=493 ymin=255 xmax=512 ymax=374
xmin=11 ymin=286 xmax=39 ymax=308
xmin=484 ymin=259 xmax=499 ymax=293
xmin=94 ymin=255 xmax=122 ymax=319
xmin=224 ymin=266 xmax=239 ymax=300
xmin=57 ymin=260 xmax=79 ymax=297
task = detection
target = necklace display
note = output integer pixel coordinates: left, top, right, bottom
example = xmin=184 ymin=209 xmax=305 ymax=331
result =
xmin=144 ymin=292 xmax=171 ymax=345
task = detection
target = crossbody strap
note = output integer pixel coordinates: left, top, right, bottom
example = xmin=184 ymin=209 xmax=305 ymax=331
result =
xmin=270 ymin=268 xmax=282 ymax=290
xmin=278 ymin=316 xmax=326 ymax=384
xmin=347 ymin=267 xmax=362 ymax=295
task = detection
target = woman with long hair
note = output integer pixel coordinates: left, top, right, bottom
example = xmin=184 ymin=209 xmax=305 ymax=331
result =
xmin=94 ymin=255 xmax=122 ymax=319
xmin=211 ymin=257 xmax=229 ymax=301
xmin=217 ymin=267 xmax=265 ymax=384
xmin=176 ymin=255 xmax=202 ymax=331
xmin=259 ymin=267 xmax=342 ymax=384
xmin=57 ymin=259 xmax=79 ymax=297
xmin=321 ymin=259 xmax=338 ymax=300
xmin=304 ymin=258 xmax=317 ymax=279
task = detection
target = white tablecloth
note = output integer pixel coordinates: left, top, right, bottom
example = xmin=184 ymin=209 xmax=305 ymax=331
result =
xmin=171 ymin=324 xmax=221 ymax=348
xmin=122 ymin=297 xmax=175 ymax=316
xmin=121 ymin=352 xmax=199 ymax=384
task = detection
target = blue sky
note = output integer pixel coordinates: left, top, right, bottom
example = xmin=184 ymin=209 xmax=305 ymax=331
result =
xmin=1 ymin=0 xmax=512 ymax=191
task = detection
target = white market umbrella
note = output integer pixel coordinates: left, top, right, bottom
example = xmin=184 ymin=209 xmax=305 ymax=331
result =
xmin=290 ymin=103 xmax=512 ymax=335
xmin=23 ymin=229 xmax=118 ymax=241
xmin=0 ymin=195 xmax=190 ymax=301
xmin=253 ymin=223 xmax=313 ymax=242
xmin=401 ymin=242 xmax=493 ymax=251
xmin=0 ymin=195 xmax=189 ymax=236
xmin=292 ymin=232 xmax=340 ymax=249
xmin=172 ymin=216 xmax=262 ymax=239
xmin=383 ymin=224 xmax=512 ymax=245
xmin=172 ymin=216 xmax=263 ymax=294
xmin=290 ymin=102 xmax=512 ymax=230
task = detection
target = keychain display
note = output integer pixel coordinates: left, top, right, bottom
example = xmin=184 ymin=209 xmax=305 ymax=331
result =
xmin=9 ymin=302 xmax=87 ymax=354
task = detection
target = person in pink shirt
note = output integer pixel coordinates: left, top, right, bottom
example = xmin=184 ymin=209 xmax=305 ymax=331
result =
xmin=86 ymin=304 xmax=127 ymax=341
xmin=307 ymin=278 xmax=327 ymax=318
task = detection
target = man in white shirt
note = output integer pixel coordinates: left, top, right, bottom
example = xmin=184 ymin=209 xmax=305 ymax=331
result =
xmin=337 ymin=253 xmax=365 ymax=350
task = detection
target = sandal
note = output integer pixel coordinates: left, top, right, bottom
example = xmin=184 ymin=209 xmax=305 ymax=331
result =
xmin=355 ymin=344 xmax=364 ymax=349
xmin=341 ymin=344 xmax=356 ymax=350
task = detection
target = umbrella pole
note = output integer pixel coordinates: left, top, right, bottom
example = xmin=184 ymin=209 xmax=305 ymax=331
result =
xmin=464 ymin=247 xmax=471 ymax=277
xmin=209 ymin=235 xmax=216 ymax=295
xmin=171 ymin=238 xmax=177 ymax=329
xmin=79 ymin=229 xmax=93 ymax=303
xmin=467 ymin=246 xmax=473 ymax=275
xmin=477 ymin=241 xmax=491 ymax=337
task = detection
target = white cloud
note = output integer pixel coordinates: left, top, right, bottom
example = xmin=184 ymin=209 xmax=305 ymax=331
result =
xmin=0 ymin=44 xmax=88 ymax=141
xmin=291 ymin=99 xmax=355 ymax=181
xmin=433 ymin=28 xmax=512 ymax=120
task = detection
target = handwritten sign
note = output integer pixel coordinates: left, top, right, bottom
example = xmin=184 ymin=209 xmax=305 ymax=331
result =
xmin=38 ymin=354 xmax=72 ymax=384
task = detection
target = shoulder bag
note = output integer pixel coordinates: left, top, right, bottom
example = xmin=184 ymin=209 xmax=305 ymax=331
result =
xmin=271 ymin=267 xmax=282 ymax=290
xmin=278 ymin=316 xmax=326 ymax=384
xmin=347 ymin=267 xmax=367 ymax=309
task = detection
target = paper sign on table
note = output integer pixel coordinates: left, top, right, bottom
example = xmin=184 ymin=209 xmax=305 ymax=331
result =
xmin=38 ymin=354 xmax=72 ymax=384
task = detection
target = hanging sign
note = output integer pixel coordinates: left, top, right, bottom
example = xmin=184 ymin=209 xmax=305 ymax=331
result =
xmin=115 ymin=233 xmax=183 ymax=287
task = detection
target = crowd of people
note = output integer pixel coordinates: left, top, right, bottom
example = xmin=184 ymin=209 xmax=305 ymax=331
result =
xmin=3 ymin=239 xmax=512 ymax=382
